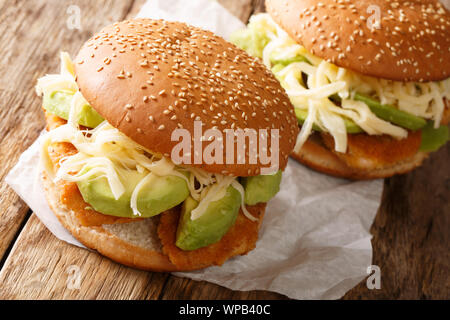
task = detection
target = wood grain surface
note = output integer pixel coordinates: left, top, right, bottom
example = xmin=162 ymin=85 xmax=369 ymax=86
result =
xmin=0 ymin=0 xmax=448 ymax=300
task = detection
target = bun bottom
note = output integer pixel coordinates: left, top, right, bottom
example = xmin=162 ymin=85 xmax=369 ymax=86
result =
xmin=291 ymin=138 xmax=427 ymax=180
xmin=41 ymin=171 xmax=265 ymax=271
xmin=42 ymin=171 xmax=179 ymax=271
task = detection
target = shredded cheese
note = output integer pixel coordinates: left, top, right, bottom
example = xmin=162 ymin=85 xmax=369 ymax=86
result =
xmin=247 ymin=14 xmax=450 ymax=153
xmin=36 ymin=52 xmax=78 ymax=96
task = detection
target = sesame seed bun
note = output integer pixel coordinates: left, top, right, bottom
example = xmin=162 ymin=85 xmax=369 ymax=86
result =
xmin=74 ymin=19 xmax=299 ymax=177
xmin=266 ymin=0 xmax=450 ymax=81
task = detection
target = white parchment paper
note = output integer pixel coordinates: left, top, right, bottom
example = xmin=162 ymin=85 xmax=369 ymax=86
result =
xmin=5 ymin=0 xmax=384 ymax=299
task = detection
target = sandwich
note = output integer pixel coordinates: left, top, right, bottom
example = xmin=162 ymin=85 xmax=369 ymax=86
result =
xmin=231 ymin=0 xmax=450 ymax=179
xmin=36 ymin=19 xmax=299 ymax=271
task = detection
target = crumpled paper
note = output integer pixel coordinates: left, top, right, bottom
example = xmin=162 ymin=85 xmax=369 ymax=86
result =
xmin=5 ymin=0 xmax=384 ymax=300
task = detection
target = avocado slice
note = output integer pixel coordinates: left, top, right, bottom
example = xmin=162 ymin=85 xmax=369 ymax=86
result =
xmin=43 ymin=90 xmax=104 ymax=128
xmin=176 ymin=186 xmax=241 ymax=251
xmin=242 ymin=170 xmax=282 ymax=205
xmin=295 ymin=108 xmax=362 ymax=134
xmin=420 ymin=121 xmax=449 ymax=152
xmin=353 ymin=93 xmax=427 ymax=131
xmin=77 ymin=167 xmax=189 ymax=218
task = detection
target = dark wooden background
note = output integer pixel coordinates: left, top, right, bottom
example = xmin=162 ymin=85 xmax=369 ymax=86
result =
xmin=0 ymin=0 xmax=448 ymax=299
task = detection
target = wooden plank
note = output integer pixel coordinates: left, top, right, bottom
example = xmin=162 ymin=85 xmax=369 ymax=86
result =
xmin=126 ymin=0 xmax=147 ymax=19
xmin=0 ymin=0 xmax=138 ymax=261
xmin=0 ymin=214 xmax=169 ymax=299
xmin=343 ymin=143 xmax=450 ymax=299
xmin=158 ymin=275 xmax=286 ymax=300
xmin=218 ymin=0 xmax=254 ymax=22
xmin=218 ymin=0 xmax=265 ymax=22
xmin=249 ymin=0 xmax=266 ymax=15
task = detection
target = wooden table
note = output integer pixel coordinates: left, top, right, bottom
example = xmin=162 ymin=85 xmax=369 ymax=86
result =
xmin=0 ymin=0 xmax=448 ymax=300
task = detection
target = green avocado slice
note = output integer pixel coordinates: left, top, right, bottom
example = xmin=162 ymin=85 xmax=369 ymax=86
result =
xmin=419 ymin=121 xmax=449 ymax=152
xmin=43 ymin=90 xmax=104 ymax=128
xmin=353 ymin=93 xmax=427 ymax=131
xmin=175 ymin=186 xmax=241 ymax=251
xmin=77 ymin=167 xmax=190 ymax=218
xmin=242 ymin=170 xmax=282 ymax=205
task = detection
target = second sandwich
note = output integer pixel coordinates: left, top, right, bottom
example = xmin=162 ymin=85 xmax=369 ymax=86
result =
xmin=232 ymin=0 xmax=450 ymax=179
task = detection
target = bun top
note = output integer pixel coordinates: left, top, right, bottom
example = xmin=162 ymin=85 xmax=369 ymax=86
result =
xmin=266 ymin=0 xmax=450 ymax=82
xmin=74 ymin=19 xmax=299 ymax=177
